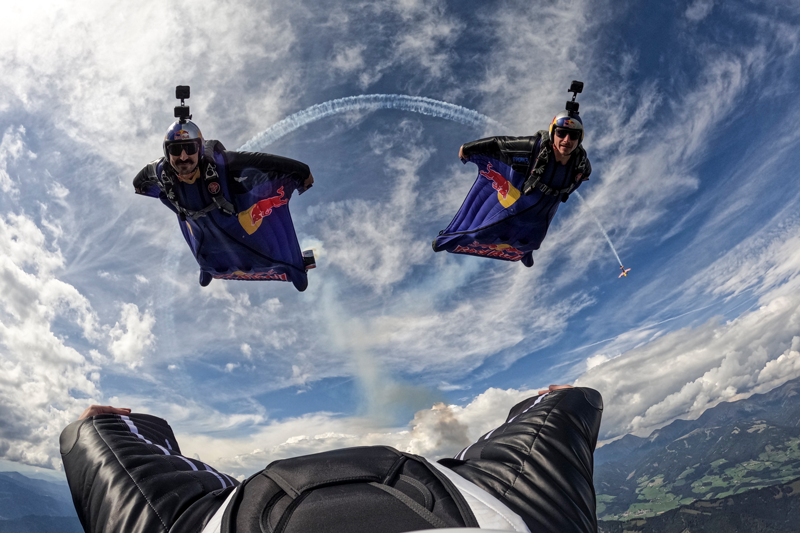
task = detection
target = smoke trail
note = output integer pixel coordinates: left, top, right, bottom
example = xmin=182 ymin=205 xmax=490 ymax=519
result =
xmin=574 ymin=191 xmax=623 ymax=267
xmin=240 ymin=94 xmax=503 ymax=152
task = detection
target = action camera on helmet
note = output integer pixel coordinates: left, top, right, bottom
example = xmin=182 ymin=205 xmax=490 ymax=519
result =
xmin=174 ymin=85 xmax=192 ymax=123
xmin=565 ymin=80 xmax=584 ymax=117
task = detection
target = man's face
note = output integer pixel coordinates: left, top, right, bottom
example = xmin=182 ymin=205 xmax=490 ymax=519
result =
xmin=552 ymin=128 xmax=580 ymax=158
xmin=168 ymin=142 xmax=200 ymax=176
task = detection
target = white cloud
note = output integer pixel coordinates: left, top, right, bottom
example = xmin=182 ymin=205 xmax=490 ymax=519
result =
xmin=107 ymin=303 xmax=156 ymax=369
xmin=167 ymin=386 xmax=535 ymax=477
xmin=314 ymin=140 xmax=433 ymax=292
xmin=0 ymin=126 xmax=35 ymax=195
xmin=0 ymin=2 xmax=304 ymax=166
xmin=576 ymin=294 xmax=800 ymax=439
xmin=331 ymin=44 xmax=367 ymax=73
xmin=0 ymin=213 xmax=101 ymax=468
xmin=685 ymin=0 xmax=714 ymax=22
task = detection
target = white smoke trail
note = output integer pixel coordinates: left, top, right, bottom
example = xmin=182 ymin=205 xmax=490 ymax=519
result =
xmin=240 ymin=94 xmax=503 ymax=152
xmin=574 ymin=191 xmax=623 ymax=267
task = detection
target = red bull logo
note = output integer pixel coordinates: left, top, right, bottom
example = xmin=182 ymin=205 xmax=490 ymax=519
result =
xmin=207 ymin=182 xmax=220 ymax=195
xmin=479 ymin=164 xmax=521 ymax=208
xmin=238 ymin=187 xmax=289 ymax=235
xmin=216 ymin=270 xmax=288 ymax=281
xmin=558 ymin=118 xmax=580 ymax=130
xmin=453 ymin=241 xmax=524 ymax=261
xmin=480 ymin=164 xmax=510 ymax=199
xmin=174 ymin=130 xmax=191 ymax=140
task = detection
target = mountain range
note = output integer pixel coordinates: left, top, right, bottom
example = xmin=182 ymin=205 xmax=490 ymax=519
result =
xmin=0 ymin=472 xmax=80 ymax=533
xmin=594 ymin=376 xmax=800 ymax=523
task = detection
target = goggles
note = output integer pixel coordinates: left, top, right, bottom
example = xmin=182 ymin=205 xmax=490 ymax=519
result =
xmin=167 ymin=142 xmax=199 ymax=156
xmin=554 ymin=128 xmax=581 ymax=141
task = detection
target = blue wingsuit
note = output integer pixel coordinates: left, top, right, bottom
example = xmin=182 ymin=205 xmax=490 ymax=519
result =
xmin=133 ymin=140 xmax=313 ymax=291
xmin=433 ymin=131 xmax=591 ymax=266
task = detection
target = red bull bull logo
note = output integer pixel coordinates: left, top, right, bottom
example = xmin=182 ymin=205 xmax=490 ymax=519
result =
xmin=238 ymin=187 xmax=289 ymax=235
xmin=479 ymin=164 xmax=521 ymax=208
xmin=480 ymin=164 xmax=510 ymax=199
xmin=453 ymin=241 xmax=524 ymax=261
xmin=215 ymin=270 xmax=288 ymax=281
xmin=174 ymin=130 xmax=191 ymax=140
xmin=207 ymin=182 xmax=220 ymax=195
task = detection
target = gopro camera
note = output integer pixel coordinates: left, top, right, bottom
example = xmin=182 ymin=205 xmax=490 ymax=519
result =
xmin=565 ymin=80 xmax=583 ymax=117
xmin=174 ymin=85 xmax=191 ymax=122
xmin=568 ymin=80 xmax=584 ymax=95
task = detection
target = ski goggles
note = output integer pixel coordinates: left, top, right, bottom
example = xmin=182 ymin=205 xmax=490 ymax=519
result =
xmin=554 ymin=128 xmax=581 ymax=141
xmin=166 ymin=141 xmax=200 ymax=156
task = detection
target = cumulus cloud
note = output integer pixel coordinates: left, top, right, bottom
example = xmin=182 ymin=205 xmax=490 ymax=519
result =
xmin=0 ymin=214 xmax=100 ymax=468
xmin=166 ymin=386 xmax=534 ymax=477
xmin=577 ymin=295 xmax=800 ymax=439
xmin=107 ymin=303 xmax=156 ymax=368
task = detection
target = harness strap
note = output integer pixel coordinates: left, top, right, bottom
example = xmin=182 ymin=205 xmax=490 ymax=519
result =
xmin=263 ymin=470 xmax=302 ymax=500
xmin=368 ymin=483 xmax=449 ymax=529
xmin=157 ymin=159 xmax=236 ymax=220
xmin=202 ymin=162 xmax=237 ymax=216
xmin=522 ymin=134 xmax=586 ymax=200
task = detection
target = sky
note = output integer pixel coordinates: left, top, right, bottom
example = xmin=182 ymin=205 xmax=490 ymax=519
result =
xmin=1 ymin=0 xmax=800 ymax=483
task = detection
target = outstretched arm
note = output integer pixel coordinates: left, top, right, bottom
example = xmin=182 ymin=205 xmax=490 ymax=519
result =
xmin=459 ymin=137 xmax=503 ymax=161
xmin=443 ymin=385 xmax=602 ymax=533
xmin=225 ymin=150 xmax=313 ymax=192
xmin=62 ymin=406 xmax=237 ymax=533
xmin=459 ymin=135 xmax=541 ymax=162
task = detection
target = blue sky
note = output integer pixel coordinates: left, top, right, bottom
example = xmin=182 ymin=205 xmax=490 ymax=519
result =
xmin=2 ymin=0 xmax=800 ymax=481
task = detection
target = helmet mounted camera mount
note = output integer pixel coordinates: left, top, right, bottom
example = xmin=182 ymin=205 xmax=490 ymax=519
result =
xmin=565 ymin=80 xmax=583 ymax=118
xmin=174 ymin=85 xmax=192 ymax=124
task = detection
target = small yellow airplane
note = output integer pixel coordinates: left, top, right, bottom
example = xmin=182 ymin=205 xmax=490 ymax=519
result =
xmin=618 ymin=266 xmax=631 ymax=278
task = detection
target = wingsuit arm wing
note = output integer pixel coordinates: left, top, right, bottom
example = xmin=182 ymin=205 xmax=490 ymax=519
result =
xmin=132 ymin=160 xmax=163 ymax=198
xmin=460 ymin=135 xmax=543 ymax=162
xmin=460 ymin=136 xmax=505 ymax=161
xmin=224 ymin=150 xmax=314 ymax=193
